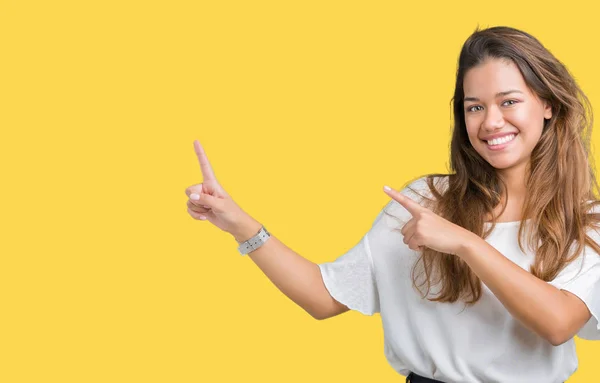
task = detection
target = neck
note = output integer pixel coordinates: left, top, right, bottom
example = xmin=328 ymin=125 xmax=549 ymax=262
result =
xmin=497 ymin=163 xmax=528 ymax=201
xmin=484 ymin=165 xmax=529 ymax=223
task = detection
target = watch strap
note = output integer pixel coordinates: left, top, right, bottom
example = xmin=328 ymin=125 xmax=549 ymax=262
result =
xmin=237 ymin=225 xmax=271 ymax=256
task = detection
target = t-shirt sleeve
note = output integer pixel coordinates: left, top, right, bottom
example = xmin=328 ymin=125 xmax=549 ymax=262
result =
xmin=316 ymin=175 xmax=441 ymax=316
xmin=547 ymin=226 xmax=600 ymax=340
xmin=317 ymin=209 xmax=384 ymax=316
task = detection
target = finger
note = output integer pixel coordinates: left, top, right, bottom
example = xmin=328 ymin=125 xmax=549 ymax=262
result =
xmin=194 ymin=140 xmax=217 ymax=182
xmin=400 ymin=218 xmax=414 ymax=237
xmin=403 ymin=227 xmax=416 ymax=245
xmin=407 ymin=234 xmax=421 ymax=250
xmin=190 ymin=191 xmax=222 ymax=212
xmin=185 ymin=185 xmax=197 ymax=197
xmin=186 ymin=187 xmax=211 ymax=209
xmin=187 ymin=200 xmax=211 ymax=214
xmin=188 ymin=207 xmax=208 ymax=220
xmin=187 ymin=191 xmax=211 ymax=209
xmin=185 ymin=185 xmax=201 ymax=197
xmin=408 ymin=240 xmax=421 ymax=251
xmin=383 ymin=186 xmax=423 ymax=217
xmin=188 ymin=198 xmax=212 ymax=210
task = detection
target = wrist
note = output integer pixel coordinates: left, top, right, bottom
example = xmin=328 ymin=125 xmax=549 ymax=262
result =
xmin=456 ymin=231 xmax=480 ymax=259
xmin=231 ymin=216 xmax=263 ymax=243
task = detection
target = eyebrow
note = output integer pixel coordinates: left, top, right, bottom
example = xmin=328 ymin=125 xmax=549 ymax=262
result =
xmin=463 ymin=90 xmax=524 ymax=102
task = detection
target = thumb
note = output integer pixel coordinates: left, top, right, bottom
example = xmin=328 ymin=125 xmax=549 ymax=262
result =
xmin=198 ymin=181 xmax=230 ymax=199
xmin=190 ymin=192 xmax=222 ymax=211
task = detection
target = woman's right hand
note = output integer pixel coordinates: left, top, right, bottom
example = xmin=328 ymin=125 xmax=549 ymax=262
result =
xmin=185 ymin=140 xmax=248 ymax=235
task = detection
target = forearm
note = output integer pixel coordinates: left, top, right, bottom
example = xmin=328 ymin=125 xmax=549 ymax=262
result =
xmin=231 ymin=215 xmax=331 ymax=319
xmin=458 ymin=233 xmax=569 ymax=345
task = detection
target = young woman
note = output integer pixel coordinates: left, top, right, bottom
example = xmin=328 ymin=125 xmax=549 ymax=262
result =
xmin=186 ymin=26 xmax=600 ymax=382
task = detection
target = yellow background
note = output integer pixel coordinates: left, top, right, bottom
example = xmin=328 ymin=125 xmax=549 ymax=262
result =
xmin=2 ymin=0 xmax=599 ymax=382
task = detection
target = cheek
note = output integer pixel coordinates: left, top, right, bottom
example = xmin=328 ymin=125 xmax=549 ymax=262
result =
xmin=505 ymin=108 xmax=545 ymax=136
xmin=464 ymin=122 xmax=480 ymax=144
xmin=464 ymin=113 xmax=482 ymax=132
xmin=506 ymin=109 xmax=530 ymax=126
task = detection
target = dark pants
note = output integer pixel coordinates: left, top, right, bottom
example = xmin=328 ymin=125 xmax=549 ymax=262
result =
xmin=406 ymin=371 xmax=565 ymax=383
xmin=406 ymin=372 xmax=445 ymax=383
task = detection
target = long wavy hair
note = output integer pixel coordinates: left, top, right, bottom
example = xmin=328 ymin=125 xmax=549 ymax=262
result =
xmin=387 ymin=26 xmax=600 ymax=305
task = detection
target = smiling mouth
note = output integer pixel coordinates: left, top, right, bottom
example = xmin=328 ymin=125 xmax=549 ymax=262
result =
xmin=481 ymin=133 xmax=518 ymax=146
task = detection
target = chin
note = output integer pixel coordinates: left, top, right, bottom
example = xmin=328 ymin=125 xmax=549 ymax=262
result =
xmin=488 ymin=162 xmax=515 ymax=170
xmin=486 ymin=156 xmax=526 ymax=171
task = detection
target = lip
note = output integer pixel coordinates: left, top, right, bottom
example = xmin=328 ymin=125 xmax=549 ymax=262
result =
xmin=483 ymin=133 xmax=518 ymax=151
xmin=480 ymin=132 xmax=519 ymax=141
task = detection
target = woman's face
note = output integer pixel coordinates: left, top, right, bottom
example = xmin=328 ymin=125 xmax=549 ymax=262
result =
xmin=463 ymin=58 xmax=552 ymax=173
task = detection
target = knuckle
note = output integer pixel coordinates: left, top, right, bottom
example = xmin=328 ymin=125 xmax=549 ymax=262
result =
xmin=188 ymin=208 xmax=202 ymax=219
xmin=187 ymin=200 xmax=203 ymax=211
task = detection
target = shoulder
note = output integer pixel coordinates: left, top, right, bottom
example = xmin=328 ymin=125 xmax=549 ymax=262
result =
xmin=383 ymin=174 xmax=450 ymax=218
xmin=586 ymin=200 xmax=600 ymax=218
xmin=585 ymin=200 xmax=600 ymax=241
xmin=553 ymin=201 xmax=600 ymax=281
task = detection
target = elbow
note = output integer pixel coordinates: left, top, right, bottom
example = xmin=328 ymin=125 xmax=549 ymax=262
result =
xmin=306 ymin=306 xmax=329 ymax=321
xmin=546 ymin=323 xmax=573 ymax=347
xmin=308 ymin=305 xmax=340 ymax=320
xmin=547 ymin=333 xmax=569 ymax=347
xmin=309 ymin=311 xmax=327 ymax=321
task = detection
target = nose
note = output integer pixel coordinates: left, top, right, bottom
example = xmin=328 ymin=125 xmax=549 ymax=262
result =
xmin=481 ymin=105 xmax=505 ymax=132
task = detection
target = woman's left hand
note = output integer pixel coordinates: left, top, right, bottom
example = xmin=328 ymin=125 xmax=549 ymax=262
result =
xmin=383 ymin=186 xmax=476 ymax=256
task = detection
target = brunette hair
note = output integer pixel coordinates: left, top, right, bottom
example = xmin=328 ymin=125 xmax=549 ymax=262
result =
xmin=386 ymin=25 xmax=600 ymax=305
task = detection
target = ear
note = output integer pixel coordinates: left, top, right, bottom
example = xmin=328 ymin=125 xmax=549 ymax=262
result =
xmin=543 ymin=100 xmax=552 ymax=120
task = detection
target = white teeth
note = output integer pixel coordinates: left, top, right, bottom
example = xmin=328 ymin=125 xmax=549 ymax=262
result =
xmin=487 ymin=134 xmax=516 ymax=146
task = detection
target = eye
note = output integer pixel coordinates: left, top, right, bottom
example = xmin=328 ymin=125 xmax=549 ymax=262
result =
xmin=502 ymin=99 xmax=519 ymax=106
xmin=466 ymin=105 xmax=483 ymax=113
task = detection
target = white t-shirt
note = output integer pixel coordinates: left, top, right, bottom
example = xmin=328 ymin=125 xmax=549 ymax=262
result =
xmin=318 ymin=175 xmax=600 ymax=383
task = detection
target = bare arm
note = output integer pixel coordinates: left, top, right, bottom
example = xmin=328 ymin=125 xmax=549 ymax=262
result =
xmin=232 ymin=215 xmax=349 ymax=320
xmin=384 ymin=186 xmax=591 ymax=346
xmin=187 ymin=139 xmax=348 ymax=320
xmin=459 ymin=232 xmax=591 ymax=346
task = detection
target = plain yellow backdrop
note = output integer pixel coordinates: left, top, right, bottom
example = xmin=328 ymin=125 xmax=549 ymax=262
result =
xmin=1 ymin=0 xmax=599 ymax=382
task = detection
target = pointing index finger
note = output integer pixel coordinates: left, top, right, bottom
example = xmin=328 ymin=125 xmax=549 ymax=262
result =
xmin=194 ymin=140 xmax=217 ymax=181
xmin=384 ymin=186 xmax=423 ymax=216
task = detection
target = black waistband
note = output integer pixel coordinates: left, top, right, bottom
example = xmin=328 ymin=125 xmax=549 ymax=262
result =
xmin=406 ymin=371 xmax=446 ymax=383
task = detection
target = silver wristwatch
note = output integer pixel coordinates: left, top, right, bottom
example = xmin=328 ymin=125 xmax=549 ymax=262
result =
xmin=237 ymin=225 xmax=271 ymax=256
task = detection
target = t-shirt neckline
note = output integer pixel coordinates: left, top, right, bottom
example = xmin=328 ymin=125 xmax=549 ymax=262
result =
xmin=484 ymin=218 xmax=532 ymax=227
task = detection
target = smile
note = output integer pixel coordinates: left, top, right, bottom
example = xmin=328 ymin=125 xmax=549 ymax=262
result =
xmin=483 ymin=133 xmax=517 ymax=151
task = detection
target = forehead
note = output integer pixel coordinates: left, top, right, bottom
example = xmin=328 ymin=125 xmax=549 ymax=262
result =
xmin=463 ymin=58 xmax=528 ymax=96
